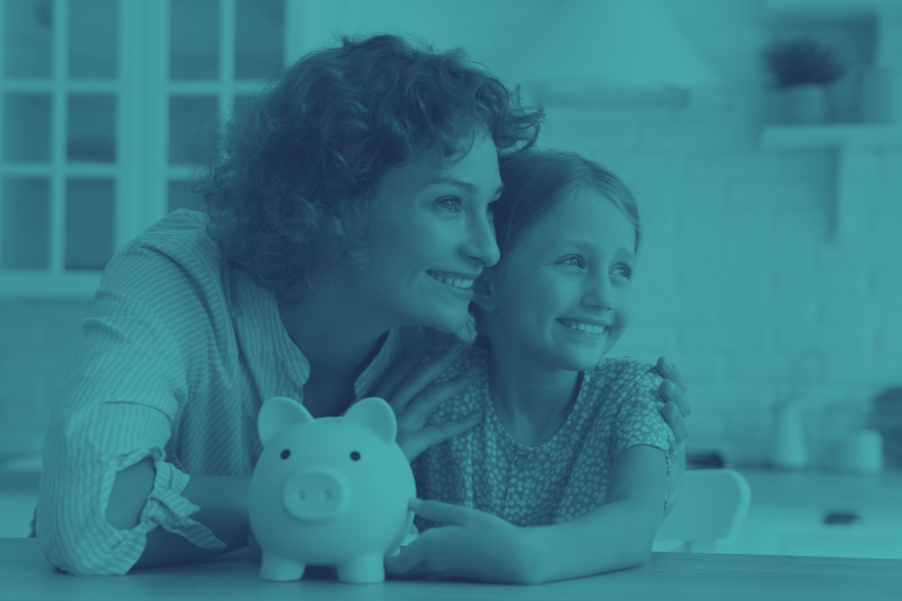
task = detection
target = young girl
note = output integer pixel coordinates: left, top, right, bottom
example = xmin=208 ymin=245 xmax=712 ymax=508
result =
xmin=387 ymin=149 xmax=674 ymax=584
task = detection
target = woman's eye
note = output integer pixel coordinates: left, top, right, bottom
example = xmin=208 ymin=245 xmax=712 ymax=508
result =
xmin=560 ymin=256 xmax=585 ymax=268
xmin=437 ymin=197 xmax=461 ymax=212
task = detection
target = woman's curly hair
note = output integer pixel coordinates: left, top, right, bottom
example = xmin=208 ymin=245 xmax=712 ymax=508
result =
xmin=198 ymin=34 xmax=543 ymax=305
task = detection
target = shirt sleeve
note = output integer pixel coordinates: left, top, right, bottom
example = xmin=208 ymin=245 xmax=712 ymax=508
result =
xmin=612 ymin=363 xmax=676 ymax=486
xmin=38 ymin=243 xmax=226 ymax=576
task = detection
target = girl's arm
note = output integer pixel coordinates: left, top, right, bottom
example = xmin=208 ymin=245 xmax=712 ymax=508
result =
xmin=386 ymin=444 xmax=667 ymax=585
xmin=521 ymin=444 xmax=667 ymax=583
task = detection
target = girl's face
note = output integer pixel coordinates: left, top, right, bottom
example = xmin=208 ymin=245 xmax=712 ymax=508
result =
xmin=336 ymin=131 xmax=503 ymax=333
xmin=475 ymin=190 xmax=636 ymax=371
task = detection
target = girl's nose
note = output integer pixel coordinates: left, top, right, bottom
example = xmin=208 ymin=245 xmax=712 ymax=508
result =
xmin=583 ymin=272 xmax=615 ymax=310
xmin=464 ymin=212 xmax=501 ymax=267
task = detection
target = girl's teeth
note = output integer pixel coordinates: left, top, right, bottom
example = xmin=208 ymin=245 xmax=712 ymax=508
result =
xmin=561 ymin=320 xmax=607 ymax=335
xmin=429 ymin=273 xmax=474 ymax=289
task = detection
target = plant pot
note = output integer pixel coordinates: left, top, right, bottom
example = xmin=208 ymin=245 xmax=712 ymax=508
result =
xmin=780 ymin=84 xmax=830 ymax=124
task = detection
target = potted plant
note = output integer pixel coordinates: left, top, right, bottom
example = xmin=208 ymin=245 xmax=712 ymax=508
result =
xmin=763 ymin=37 xmax=847 ymax=124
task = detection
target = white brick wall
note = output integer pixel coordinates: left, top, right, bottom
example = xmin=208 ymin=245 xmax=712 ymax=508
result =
xmin=539 ymin=86 xmax=901 ymax=465
xmin=1 ymin=2 xmax=900 ymax=468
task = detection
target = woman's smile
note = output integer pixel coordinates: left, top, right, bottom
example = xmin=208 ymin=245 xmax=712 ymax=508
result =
xmin=427 ymin=270 xmax=477 ymax=290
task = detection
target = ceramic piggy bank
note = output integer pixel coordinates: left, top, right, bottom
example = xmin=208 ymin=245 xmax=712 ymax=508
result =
xmin=249 ymin=396 xmax=416 ymax=584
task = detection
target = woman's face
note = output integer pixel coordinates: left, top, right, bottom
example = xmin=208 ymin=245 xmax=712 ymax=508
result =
xmin=338 ymin=131 xmax=503 ymax=333
xmin=476 ymin=190 xmax=636 ymax=371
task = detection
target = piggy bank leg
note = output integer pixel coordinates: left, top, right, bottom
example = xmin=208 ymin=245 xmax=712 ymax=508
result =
xmin=335 ymin=552 xmax=385 ymax=584
xmin=260 ymin=553 xmax=306 ymax=582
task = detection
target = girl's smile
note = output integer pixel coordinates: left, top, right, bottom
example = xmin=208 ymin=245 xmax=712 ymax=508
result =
xmin=475 ymin=189 xmax=636 ymax=373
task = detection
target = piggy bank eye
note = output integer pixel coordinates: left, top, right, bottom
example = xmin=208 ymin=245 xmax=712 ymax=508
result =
xmin=350 ymin=451 xmax=361 ymax=461
xmin=280 ymin=449 xmax=290 ymax=460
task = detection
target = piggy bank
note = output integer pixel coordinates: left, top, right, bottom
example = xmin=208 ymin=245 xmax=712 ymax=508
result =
xmin=249 ymin=396 xmax=416 ymax=584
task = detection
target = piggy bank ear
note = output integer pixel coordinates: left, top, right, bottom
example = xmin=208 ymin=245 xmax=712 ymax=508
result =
xmin=343 ymin=397 xmax=397 ymax=445
xmin=258 ymin=396 xmax=314 ymax=446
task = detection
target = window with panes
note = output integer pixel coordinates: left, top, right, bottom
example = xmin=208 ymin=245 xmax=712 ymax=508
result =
xmin=0 ymin=0 xmax=295 ymax=297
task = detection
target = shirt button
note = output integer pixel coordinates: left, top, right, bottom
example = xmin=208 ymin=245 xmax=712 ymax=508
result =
xmin=516 ymin=456 xmax=530 ymax=469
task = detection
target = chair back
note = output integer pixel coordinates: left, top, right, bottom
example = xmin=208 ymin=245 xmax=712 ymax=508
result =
xmin=654 ymin=468 xmax=752 ymax=553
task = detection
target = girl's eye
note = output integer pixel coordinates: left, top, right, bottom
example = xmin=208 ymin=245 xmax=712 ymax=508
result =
xmin=614 ymin=264 xmax=634 ymax=280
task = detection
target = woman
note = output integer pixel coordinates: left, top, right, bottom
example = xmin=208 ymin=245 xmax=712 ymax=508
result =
xmin=37 ymin=34 xmax=691 ymax=576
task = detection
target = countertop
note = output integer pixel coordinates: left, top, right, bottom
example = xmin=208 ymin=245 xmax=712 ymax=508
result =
xmin=2 ymin=538 xmax=899 ymax=601
xmin=738 ymin=467 xmax=902 ymax=512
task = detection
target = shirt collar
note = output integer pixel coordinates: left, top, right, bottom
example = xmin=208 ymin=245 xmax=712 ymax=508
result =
xmin=227 ymin=268 xmax=400 ymax=400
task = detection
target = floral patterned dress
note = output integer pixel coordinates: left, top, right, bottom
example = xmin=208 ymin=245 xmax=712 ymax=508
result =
xmin=412 ymin=347 xmax=675 ymax=530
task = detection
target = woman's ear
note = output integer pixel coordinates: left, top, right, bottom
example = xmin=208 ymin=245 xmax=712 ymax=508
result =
xmin=471 ymin=269 xmax=499 ymax=312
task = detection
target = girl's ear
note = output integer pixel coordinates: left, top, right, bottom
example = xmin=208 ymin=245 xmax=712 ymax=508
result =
xmin=471 ymin=269 xmax=499 ymax=312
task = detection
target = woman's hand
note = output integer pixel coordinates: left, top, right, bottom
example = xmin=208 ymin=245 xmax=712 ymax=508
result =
xmin=654 ymin=357 xmax=691 ymax=454
xmin=385 ymin=499 xmax=532 ymax=584
xmin=373 ymin=344 xmax=481 ymax=463
xmin=654 ymin=357 xmax=691 ymax=517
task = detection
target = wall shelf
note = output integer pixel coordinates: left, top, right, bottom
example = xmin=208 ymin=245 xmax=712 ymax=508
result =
xmin=761 ymin=124 xmax=902 ymax=148
xmin=760 ymin=124 xmax=902 ymax=243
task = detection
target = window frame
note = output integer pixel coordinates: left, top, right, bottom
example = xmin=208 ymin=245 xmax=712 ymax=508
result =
xmin=0 ymin=0 xmax=304 ymax=298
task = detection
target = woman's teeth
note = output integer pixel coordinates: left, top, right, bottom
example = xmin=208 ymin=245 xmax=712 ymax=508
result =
xmin=428 ymin=272 xmax=474 ymax=289
xmin=560 ymin=319 xmax=608 ymax=335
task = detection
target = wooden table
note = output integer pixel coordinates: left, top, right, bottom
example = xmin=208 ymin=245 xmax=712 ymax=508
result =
xmin=2 ymin=538 xmax=899 ymax=601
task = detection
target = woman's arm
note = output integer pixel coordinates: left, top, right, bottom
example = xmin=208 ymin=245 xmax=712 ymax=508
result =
xmin=386 ymin=444 xmax=667 ymax=584
xmin=106 ymin=458 xmax=252 ymax=569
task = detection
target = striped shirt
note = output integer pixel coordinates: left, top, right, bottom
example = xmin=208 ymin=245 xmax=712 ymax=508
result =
xmin=37 ymin=209 xmax=454 ymax=576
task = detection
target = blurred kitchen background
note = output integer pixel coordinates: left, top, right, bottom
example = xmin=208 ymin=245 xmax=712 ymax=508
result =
xmin=1 ymin=0 xmax=901 ymax=556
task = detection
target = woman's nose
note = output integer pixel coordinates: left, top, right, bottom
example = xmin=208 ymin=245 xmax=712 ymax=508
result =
xmin=465 ymin=212 xmax=501 ymax=267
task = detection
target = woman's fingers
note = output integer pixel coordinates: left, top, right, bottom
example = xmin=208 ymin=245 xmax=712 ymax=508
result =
xmin=397 ymin=367 xmax=477 ymax=428
xmin=386 ymin=345 xmax=465 ymax=415
xmin=400 ymin=411 xmax=482 ymax=463
xmin=662 ymin=401 xmax=689 ymax=451
xmin=372 ymin=353 xmax=422 ymax=401
xmin=656 ymin=356 xmax=690 ymax=394
xmin=658 ymin=378 xmax=692 ymax=420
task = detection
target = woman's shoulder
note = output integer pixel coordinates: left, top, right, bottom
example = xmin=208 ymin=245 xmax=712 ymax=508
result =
xmin=126 ymin=209 xmax=221 ymax=265
xmin=101 ymin=210 xmax=225 ymax=293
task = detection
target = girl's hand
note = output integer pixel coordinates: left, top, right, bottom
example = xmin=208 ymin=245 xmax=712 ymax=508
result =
xmin=654 ymin=356 xmax=691 ymax=453
xmin=373 ymin=344 xmax=482 ymax=463
xmin=385 ymin=499 xmax=533 ymax=584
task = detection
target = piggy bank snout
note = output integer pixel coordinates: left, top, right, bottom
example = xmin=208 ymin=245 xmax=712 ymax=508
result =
xmin=282 ymin=467 xmax=351 ymax=522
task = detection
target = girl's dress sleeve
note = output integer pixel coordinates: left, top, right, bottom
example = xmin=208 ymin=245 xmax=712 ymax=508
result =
xmin=612 ymin=361 xmax=677 ymax=506
xmin=38 ymin=241 xmax=226 ymax=576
